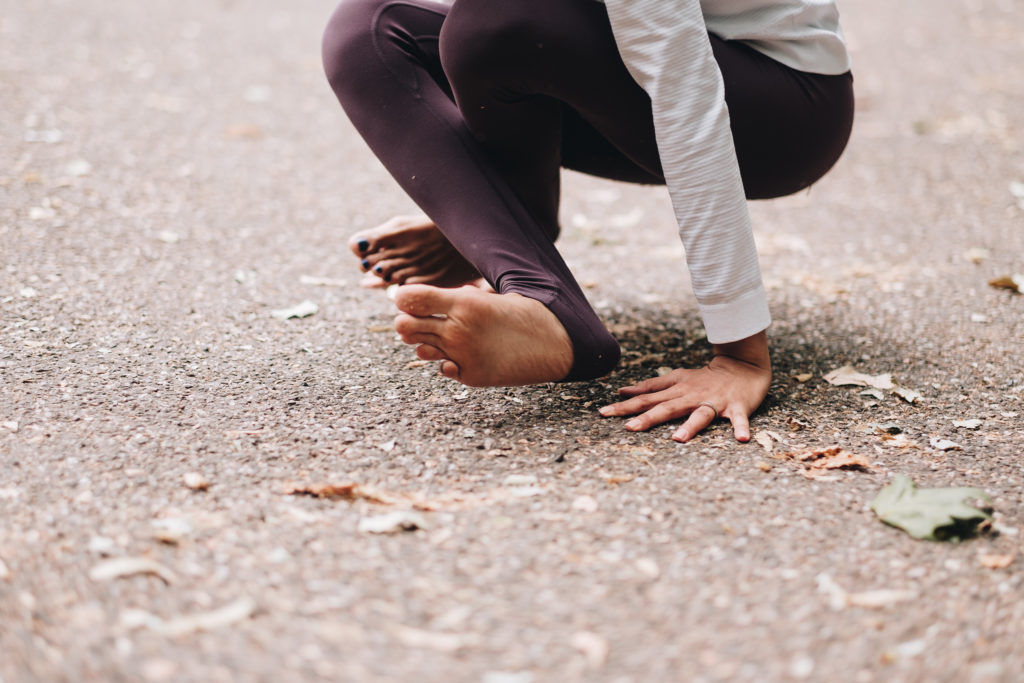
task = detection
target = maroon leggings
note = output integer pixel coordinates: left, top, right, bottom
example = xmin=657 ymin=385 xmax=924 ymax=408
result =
xmin=321 ymin=0 xmax=854 ymax=381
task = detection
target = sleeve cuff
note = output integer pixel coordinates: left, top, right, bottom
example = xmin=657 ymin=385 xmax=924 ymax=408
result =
xmin=699 ymin=286 xmax=772 ymax=345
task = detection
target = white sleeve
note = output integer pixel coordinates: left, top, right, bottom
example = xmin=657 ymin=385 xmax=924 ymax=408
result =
xmin=602 ymin=0 xmax=771 ymax=344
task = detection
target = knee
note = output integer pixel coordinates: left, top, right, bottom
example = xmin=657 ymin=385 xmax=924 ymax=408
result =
xmin=321 ymin=0 xmax=383 ymax=95
xmin=439 ymin=0 xmax=542 ymax=84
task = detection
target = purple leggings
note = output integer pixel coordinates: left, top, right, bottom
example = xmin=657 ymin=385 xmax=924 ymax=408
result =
xmin=321 ymin=0 xmax=854 ymax=381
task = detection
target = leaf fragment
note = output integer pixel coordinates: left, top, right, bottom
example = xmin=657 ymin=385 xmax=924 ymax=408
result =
xmin=271 ymin=300 xmax=318 ymax=320
xmin=953 ymin=419 xmax=983 ymax=430
xmin=929 ymin=438 xmax=961 ymax=451
xmin=989 ymin=275 xmax=1023 ymax=294
xmin=358 ymin=510 xmax=429 ymax=534
xmin=978 ymin=554 xmax=1015 ymax=570
xmin=963 ymin=247 xmax=990 ymax=264
xmin=183 ymin=472 xmax=210 ymax=491
xmin=824 ymin=365 xmax=894 ymax=390
xmin=793 ymin=373 xmax=813 ymax=383
xmin=89 ymin=557 xmax=176 ymax=584
xmin=781 ymin=446 xmax=876 ymax=472
xmin=870 ymin=474 xmax=992 ymax=541
xmin=846 ymin=589 xmax=917 ymax=609
xmin=122 ymin=597 xmax=256 ymax=636
xmin=892 ymin=386 xmax=923 ymax=404
xmin=282 ymin=481 xmax=398 ymax=505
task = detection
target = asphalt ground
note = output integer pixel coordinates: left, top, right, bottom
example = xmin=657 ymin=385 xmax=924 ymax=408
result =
xmin=1 ymin=0 xmax=1023 ymax=681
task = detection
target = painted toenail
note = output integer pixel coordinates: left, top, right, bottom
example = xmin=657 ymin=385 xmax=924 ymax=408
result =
xmin=361 ymin=259 xmax=370 ymax=270
xmin=383 ymin=272 xmax=391 ymax=282
xmin=374 ymin=266 xmax=383 ymax=274
xmin=357 ymin=239 xmax=370 ymax=252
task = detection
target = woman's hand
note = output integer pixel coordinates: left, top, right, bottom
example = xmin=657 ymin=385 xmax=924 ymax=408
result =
xmin=599 ymin=331 xmax=772 ymax=442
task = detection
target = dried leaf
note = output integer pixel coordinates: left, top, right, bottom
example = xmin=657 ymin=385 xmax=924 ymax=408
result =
xmin=391 ymin=625 xmax=480 ymax=652
xmin=781 ymin=446 xmax=876 ymax=472
xmin=892 ymin=386 xmax=923 ymax=404
xmin=929 ymin=438 xmax=961 ymax=451
xmin=754 ymin=430 xmax=776 ymax=453
xmin=978 ymin=554 xmax=1015 ymax=570
xmin=271 ymin=300 xmax=318 ymax=320
xmin=989 ymin=275 xmax=1023 ymax=294
xmin=786 ymin=417 xmax=808 ymax=432
xmin=870 ymin=474 xmax=992 ymax=541
xmin=963 ymin=247 xmax=989 ymax=264
xmin=283 ymin=481 xmax=398 ymax=505
xmin=824 ymin=365 xmax=894 ymax=390
xmin=953 ymin=419 xmax=983 ymax=430
xmin=1 ymin=421 xmax=18 ymax=433
xmin=183 ymin=472 xmax=210 ymax=491
xmin=89 ymin=557 xmax=175 ymax=584
xmin=793 ymin=373 xmax=813 ymax=383
xmin=299 ymin=275 xmax=346 ymax=287
xmin=358 ymin=510 xmax=429 ymax=534
xmin=123 ymin=598 xmax=256 ymax=636
xmin=605 ymin=474 xmax=635 ymax=485
xmin=151 ymin=518 xmax=192 ymax=545
xmin=846 ymin=589 xmax=917 ymax=609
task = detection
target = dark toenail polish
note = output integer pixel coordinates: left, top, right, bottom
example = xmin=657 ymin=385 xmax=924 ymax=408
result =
xmin=361 ymin=259 xmax=370 ymax=270
xmin=384 ymin=272 xmax=391 ymax=282
xmin=357 ymin=239 xmax=370 ymax=252
xmin=374 ymin=266 xmax=383 ymax=274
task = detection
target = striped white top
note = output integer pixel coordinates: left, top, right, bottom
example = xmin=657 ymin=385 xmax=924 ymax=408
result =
xmin=601 ymin=0 xmax=850 ymax=343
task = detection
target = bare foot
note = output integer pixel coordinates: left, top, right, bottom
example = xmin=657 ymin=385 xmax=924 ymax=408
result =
xmin=349 ymin=215 xmax=483 ymax=288
xmin=393 ymin=284 xmax=573 ymax=387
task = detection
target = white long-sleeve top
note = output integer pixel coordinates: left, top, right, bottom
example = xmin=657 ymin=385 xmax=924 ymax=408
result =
xmin=600 ymin=0 xmax=850 ymax=344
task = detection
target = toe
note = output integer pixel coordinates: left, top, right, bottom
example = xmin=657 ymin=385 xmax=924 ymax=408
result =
xmin=415 ymin=344 xmax=447 ymax=361
xmin=394 ymin=284 xmax=460 ymax=317
xmin=348 ymin=233 xmax=374 ymax=257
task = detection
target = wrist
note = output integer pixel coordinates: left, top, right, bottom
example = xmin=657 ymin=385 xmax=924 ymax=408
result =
xmin=711 ymin=330 xmax=771 ymax=370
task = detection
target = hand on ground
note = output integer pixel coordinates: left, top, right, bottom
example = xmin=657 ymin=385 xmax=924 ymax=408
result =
xmin=599 ymin=333 xmax=771 ymax=442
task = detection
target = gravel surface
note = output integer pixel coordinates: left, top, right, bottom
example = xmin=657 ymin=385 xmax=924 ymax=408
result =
xmin=2 ymin=0 xmax=1022 ymax=681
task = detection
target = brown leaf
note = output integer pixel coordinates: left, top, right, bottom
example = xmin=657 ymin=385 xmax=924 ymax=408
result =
xmin=781 ymin=446 xmax=876 ymax=472
xmin=979 ymin=554 xmax=1015 ymax=569
xmin=989 ymin=275 xmax=1023 ymax=293
xmin=282 ymin=481 xmax=398 ymax=505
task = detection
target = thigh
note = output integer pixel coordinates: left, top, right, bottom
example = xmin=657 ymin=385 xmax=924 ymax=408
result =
xmin=711 ymin=36 xmax=855 ymax=199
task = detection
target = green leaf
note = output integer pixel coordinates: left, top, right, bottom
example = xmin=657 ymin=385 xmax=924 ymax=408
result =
xmin=870 ymin=474 xmax=993 ymax=541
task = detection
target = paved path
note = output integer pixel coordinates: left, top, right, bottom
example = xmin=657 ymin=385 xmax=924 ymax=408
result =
xmin=2 ymin=0 xmax=1022 ymax=681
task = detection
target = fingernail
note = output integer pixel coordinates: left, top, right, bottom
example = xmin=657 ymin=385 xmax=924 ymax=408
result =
xmin=625 ymin=419 xmax=640 ymax=430
xmin=598 ymin=406 xmax=611 ymax=416
xmin=357 ymin=239 xmax=370 ymax=252
xmin=361 ymin=259 xmax=370 ymax=270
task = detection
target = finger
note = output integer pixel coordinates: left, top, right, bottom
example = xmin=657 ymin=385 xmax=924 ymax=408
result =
xmin=415 ymin=344 xmax=447 ymax=361
xmin=728 ymin=408 xmax=751 ymax=443
xmin=394 ymin=284 xmax=458 ymax=316
xmin=622 ymin=398 xmax=692 ymax=432
xmin=394 ymin=312 xmax=445 ymax=338
xmin=599 ymin=389 xmax=679 ymax=417
xmin=671 ymin=405 xmax=717 ymax=443
xmin=617 ymin=371 xmax=681 ymax=397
